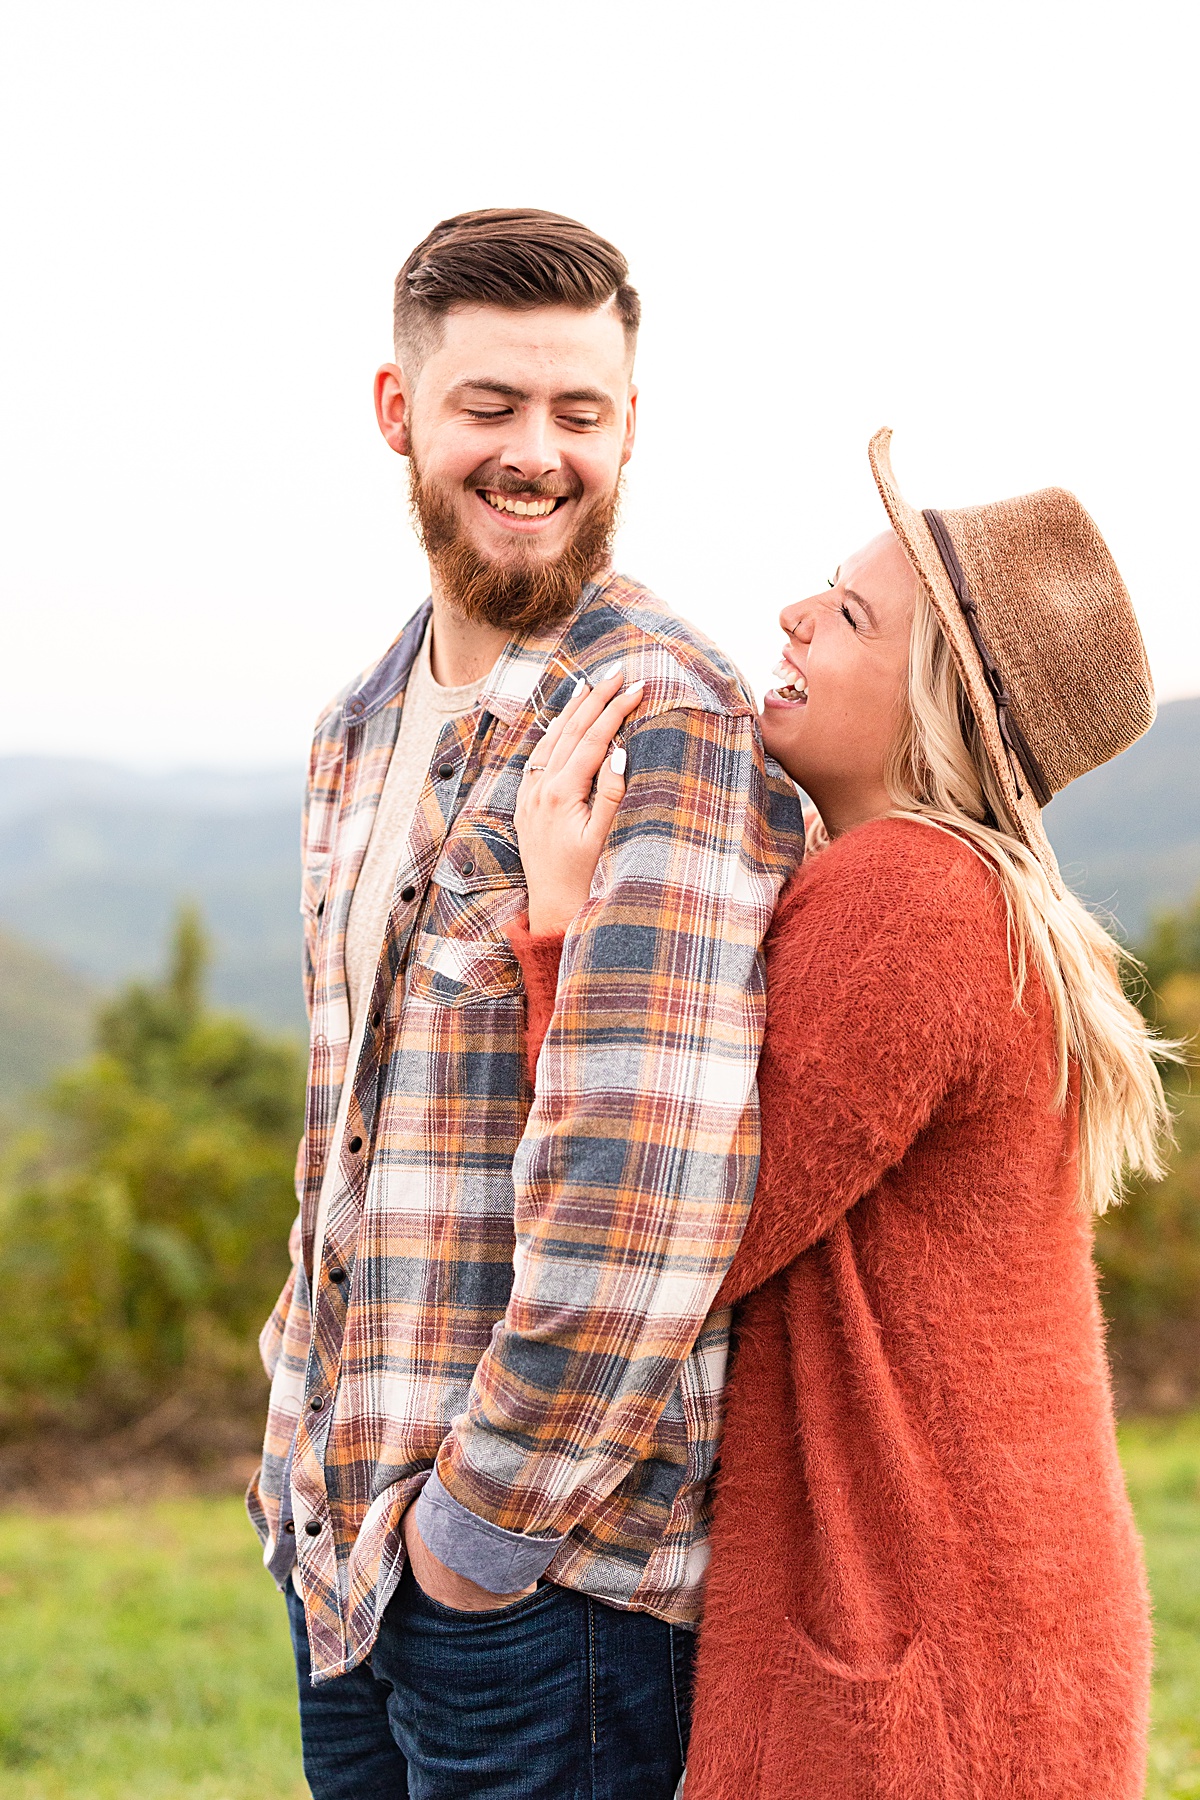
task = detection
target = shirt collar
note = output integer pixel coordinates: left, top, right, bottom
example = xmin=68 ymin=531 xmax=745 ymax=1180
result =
xmin=342 ymin=600 xmax=432 ymax=724
xmin=477 ymin=573 xmax=612 ymax=725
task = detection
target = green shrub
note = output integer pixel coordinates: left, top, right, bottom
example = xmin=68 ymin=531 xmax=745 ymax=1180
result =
xmin=1097 ymin=901 xmax=1200 ymax=1410
xmin=0 ymin=911 xmax=304 ymax=1443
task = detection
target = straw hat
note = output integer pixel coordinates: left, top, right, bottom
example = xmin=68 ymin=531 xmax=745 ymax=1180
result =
xmin=868 ymin=428 xmax=1155 ymax=883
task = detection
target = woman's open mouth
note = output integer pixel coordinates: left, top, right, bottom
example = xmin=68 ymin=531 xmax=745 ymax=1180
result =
xmin=765 ymin=658 xmax=808 ymax=707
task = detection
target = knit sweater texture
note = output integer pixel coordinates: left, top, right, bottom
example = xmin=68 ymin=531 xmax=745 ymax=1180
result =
xmin=507 ymin=816 xmax=1150 ymax=1799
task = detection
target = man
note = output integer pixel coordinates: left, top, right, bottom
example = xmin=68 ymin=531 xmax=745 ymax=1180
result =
xmin=248 ymin=208 xmax=804 ymax=1799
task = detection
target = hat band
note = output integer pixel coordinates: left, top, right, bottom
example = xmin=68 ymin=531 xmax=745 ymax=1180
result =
xmin=921 ymin=509 xmax=1053 ymax=808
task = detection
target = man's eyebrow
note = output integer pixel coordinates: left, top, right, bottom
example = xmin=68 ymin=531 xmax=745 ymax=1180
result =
xmin=843 ymin=586 xmax=880 ymax=628
xmin=451 ymin=378 xmax=529 ymax=402
xmin=553 ymin=387 xmax=612 ymax=407
xmin=449 ymin=378 xmax=614 ymax=408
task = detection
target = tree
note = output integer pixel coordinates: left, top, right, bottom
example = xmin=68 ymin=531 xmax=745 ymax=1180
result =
xmin=0 ymin=909 xmax=304 ymax=1446
xmin=1095 ymin=896 xmax=1200 ymax=1409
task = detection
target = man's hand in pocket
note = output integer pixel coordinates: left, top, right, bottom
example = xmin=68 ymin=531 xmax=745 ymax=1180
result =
xmin=401 ymin=1502 xmax=536 ymax=1611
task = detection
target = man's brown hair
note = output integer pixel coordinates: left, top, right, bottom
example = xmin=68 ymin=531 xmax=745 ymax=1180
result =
xmin=393 ymin=207 xmax=640 ymax=369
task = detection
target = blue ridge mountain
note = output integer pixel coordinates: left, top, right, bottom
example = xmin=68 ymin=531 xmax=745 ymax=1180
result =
xmin=1044 ymin=694 xmax=1200 ymax=940
xmin=0 ymin=758 xmax=306 ymax=1037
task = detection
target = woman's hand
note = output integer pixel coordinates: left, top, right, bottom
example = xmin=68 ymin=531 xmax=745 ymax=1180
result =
xmin=515 ymin=666 xmax=645 ymax=936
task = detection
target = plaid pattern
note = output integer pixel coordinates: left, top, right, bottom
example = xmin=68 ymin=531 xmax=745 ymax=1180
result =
xmin=247 ymin=573 xmax=804 ymax=1680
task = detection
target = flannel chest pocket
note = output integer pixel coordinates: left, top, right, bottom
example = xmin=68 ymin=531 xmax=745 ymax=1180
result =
xmin=407 ymin=816 xmax=526 ymax=1007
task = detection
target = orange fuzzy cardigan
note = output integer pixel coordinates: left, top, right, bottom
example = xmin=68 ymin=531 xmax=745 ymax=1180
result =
xmin=508 ymin=817 xmax=1150 ymax=1799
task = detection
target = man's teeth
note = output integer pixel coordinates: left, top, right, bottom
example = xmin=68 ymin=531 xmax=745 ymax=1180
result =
xmin=484 ymin=491 xmax=559 ymax=517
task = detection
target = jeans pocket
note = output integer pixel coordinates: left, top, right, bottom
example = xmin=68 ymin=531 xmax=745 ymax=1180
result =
xmin=404 ymin=1570 xmax=551 ymax=1627
xmin=756 ymin=1623 xmax=961 ymax=1800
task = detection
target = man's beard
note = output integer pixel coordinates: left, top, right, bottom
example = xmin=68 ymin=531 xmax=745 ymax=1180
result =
xmin=408 ymin=459 xmax=621 ymax=634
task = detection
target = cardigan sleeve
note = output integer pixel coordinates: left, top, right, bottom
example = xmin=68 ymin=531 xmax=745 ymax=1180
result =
xmin=505 ymin=916 xmax=566 ymax=1085
xmin=715 ymin=819 xmax=1017 ymax=1309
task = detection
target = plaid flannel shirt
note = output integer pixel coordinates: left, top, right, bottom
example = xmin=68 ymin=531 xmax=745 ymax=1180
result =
xmin=247 ymin=572 xmax=804 ymax=1681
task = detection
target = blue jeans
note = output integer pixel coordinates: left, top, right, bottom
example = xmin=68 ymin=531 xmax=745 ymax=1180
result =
xmin=286 ymin=1568 xmax=694 ymax=1799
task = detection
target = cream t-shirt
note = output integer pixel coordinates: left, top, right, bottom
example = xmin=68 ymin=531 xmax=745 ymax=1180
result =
xmin=311 ymin=624 xmax=487 ymax=1275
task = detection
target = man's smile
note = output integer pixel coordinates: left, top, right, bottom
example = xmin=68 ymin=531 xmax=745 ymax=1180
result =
xmin=480 ymin=489 xmax=566 ymax=518
xmin=476 ymin=488 xmax=571 ymax=532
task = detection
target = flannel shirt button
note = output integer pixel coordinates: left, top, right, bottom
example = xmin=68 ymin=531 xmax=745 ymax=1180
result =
xmin=304 ymin=1521 xmax=321 ymax=1537
xmin=329 ymin=1268 xmax=346 ymax=1284
xmin=316 ymin=898 xmax=325 ymax=917
xmin=284 ymin=1520 xmax=295 ymax=1534
xmin=348 ymin=1135 xmax=363 ymax=1154
xmin=309 ymin=1395 xmax=325 ymax=1411
xmin=400 ymin=885 xmax=416 ymax=903
xmin=461 ymin=860 xmax=476 ymax=876
xmin=371 ymin=1010 xmax=382 ymax=1028
xmin=437 ymin=762 xmax=455 ymax=779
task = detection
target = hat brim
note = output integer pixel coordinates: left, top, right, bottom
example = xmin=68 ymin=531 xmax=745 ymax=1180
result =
xmin=868 ymin=427 xmax=1062 ymax=891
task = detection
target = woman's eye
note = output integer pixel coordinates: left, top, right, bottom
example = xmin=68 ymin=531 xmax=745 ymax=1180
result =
xmin=840 ymin=603 xmax=859 ymax=631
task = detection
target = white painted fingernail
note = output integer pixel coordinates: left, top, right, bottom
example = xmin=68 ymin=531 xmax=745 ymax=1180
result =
xmin=572 ymin=676 xmax=588 ymax=696
xmin=623 ymin=680 xmax=645 ymax=698
xmin=610 ymin=747 xmax=627 ymax=775
xmin=600 ymin=662 xmax=623 ymax=680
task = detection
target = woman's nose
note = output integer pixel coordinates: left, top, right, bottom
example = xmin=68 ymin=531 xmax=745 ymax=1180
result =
xmin=779 ymin=600 xmax=812 ymax=640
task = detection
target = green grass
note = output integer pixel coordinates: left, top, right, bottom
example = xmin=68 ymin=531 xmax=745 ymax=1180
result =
xmin=0 ymin=1495 xmax=305 ymax=1799
xmin=0 ymin=1424 xmax=1197 ymax=1798
xmin=1120 ymin=1413 xmax=1200 ymax=1799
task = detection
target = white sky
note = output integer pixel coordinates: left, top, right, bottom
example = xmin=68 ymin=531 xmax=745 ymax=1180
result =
xmin=2 ymin=0 xmax=1196 ymax=769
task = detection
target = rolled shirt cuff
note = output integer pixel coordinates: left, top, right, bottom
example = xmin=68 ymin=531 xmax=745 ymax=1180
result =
xmin=414 ymin=1467 xmax=566 ymax=1594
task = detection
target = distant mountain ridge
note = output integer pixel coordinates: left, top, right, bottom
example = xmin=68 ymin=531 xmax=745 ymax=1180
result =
xmin=0 ymin=757 xmax=306 ymax=1036
xmin=1044 ymin=694 xmax=1200 ymax=938
xmin=0 ymin=698 xmax=1196 ymax=1057
xmin=0 ymin=757 xmax=303 ymax=824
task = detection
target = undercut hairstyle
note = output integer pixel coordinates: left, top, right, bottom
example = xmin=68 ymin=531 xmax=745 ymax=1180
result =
xmin=393 ymin=208 xmax=640 ymax=370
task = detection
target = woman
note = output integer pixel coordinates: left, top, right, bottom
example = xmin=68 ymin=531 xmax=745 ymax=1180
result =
xmin=504 ymin=430 xmax=1170 ymax=1798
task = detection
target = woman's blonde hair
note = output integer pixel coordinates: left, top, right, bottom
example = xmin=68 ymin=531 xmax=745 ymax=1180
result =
xmin=885 ymin=585 xmax=1173 ymax=1214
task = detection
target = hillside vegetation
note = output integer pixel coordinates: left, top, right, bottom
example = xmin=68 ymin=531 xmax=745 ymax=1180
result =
xmin=0 ymin=913 xmax=303 ymax=1462
xmin=0 ymin=931 xmax=94 ymax=1112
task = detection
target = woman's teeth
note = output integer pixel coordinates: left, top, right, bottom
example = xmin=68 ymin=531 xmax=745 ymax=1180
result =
xmin=483 ymin=491 xmax=559 ymax=517
xmin=772 ymin=659 xmax=808 ymax=701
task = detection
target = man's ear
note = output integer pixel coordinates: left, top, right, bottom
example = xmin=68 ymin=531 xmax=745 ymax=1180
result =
xmin=375 ymin=364 xmax=412 ymax=457
xmin=621 ymin=385 xmax=638 ymax=467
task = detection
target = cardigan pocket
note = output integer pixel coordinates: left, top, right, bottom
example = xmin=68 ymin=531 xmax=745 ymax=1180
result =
xmin=756 ymin=1622 xmax=961 ymax=1800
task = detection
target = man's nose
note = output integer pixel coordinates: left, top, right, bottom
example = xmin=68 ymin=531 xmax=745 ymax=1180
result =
xmin=499 ymin=408 xmax=561 ymax=481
